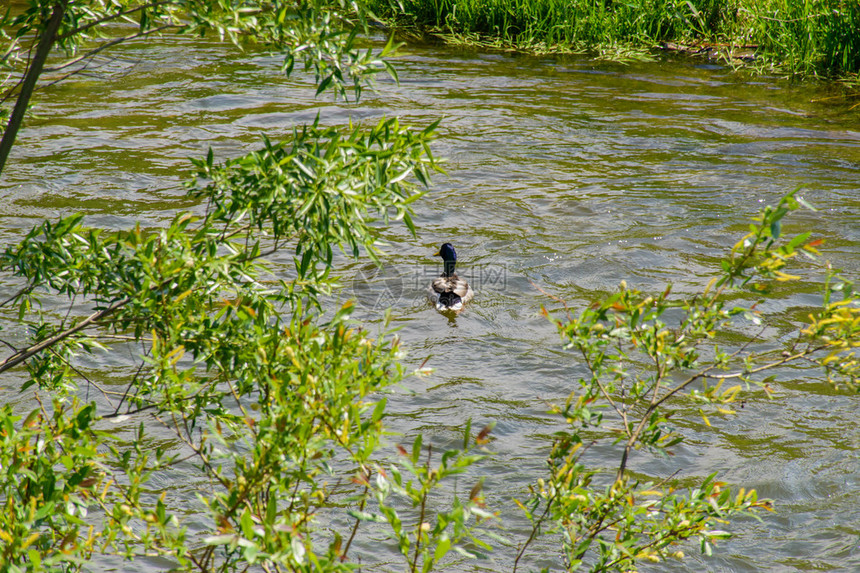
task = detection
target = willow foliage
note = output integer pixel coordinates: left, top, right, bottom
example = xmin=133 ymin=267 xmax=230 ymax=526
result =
xmin=0 ymin=2 xmax=858 ymax=573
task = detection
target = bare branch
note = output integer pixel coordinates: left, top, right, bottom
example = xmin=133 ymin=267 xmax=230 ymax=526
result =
xmin=0 ymin=296 xmax=130 ymax=375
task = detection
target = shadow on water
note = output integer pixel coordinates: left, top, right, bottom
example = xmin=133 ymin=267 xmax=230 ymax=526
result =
xmin=1 ymin=33 xmax=859 ymax=571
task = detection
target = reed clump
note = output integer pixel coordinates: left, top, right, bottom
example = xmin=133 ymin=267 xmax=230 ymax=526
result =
xmin=369 ymin=0 xmax=860 ymax=77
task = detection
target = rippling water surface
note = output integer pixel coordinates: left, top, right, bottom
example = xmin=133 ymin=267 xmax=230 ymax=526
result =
xmin=1 ymin=31 xmax=858 ymax=571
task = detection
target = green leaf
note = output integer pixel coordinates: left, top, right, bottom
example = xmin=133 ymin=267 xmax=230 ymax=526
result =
xmin=770 ymin=219 xmax=781 ymax=239
xmin=204 ymin=534 xmax=237 ymax=546
xmin=346 ymin=510 xmax=387 ymax=523
xmin=240 ymin=508 xmax=255 ymax=539
xmin=412 ymin=433 xmax=423 ymax=464
xmin=372 ymin=398 xmax=387 ymax=423
xmin=403 ymin=211 xmax=417 ymax=236
xmin=796 ymin=195 xmax=817 ymax=211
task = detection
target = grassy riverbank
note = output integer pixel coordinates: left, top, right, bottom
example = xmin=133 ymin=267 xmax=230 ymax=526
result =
xmin=368 ymin=0 xmax=860 ymax=78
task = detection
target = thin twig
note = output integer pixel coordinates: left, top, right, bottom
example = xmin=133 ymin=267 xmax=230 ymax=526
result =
xmin=411 ymin=444 xmax=432 ymax=573
xmin=0 ymin=338 xmax=18 ymax=353
xmin=0 ymin=285 xmax=34 ymax=308
xmin=41 ymin=54 xmax=124 ymax=89
xmin=153 ymin=410 xmax=231 ymax=490
xmin=0 ymin=35 xmax=35 ymax=105
xmin=579 ymin=346 xmax=630 ymax=436
xmin=45 ymin=24 xmax=178 ymax=74
xmin=47 ymin=346 xmax=116 ymax=407
xmin=529 ymin=278 xmax=574 ymax=320
xmin=0 ymin=296 xmax=131 ymax=375
xmin=113 ymin=341 xmax=150 ymax=416
xmin=515 ymin=439 xmax=597 ymax=570
xmin=654 ymin=345 xmax=826 ymax=409
xmin=57 ymin=0 xmax=178 ymax=41
xmin=341 ymin=472 xmax=370 ymax=562
xmin=512 ymin=496 xmax=553 ymax=573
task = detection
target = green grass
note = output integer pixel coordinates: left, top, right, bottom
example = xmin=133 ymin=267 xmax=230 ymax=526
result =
xmin=367 ymin=0 xmax=860 ymax=78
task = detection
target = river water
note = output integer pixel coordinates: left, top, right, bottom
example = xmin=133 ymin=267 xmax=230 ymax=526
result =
xmin=0 ymin=28 xmax=858 ymax=572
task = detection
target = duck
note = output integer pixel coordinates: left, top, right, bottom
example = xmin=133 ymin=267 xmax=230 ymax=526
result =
xmin=428 ymin=243 xmax=474 ymax=312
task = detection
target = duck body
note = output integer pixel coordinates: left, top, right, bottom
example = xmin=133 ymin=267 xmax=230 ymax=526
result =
xmin=428 ymin=273 xmax=474 ymax=311
xmin=428 ymin=243 xmax=473 ymax=312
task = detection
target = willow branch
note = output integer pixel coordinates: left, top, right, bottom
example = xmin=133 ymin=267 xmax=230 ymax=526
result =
xmin=411 ymin=445 xmax=432 ymax=573
xmin=57 ymin=0 xmax=180 ymax=41
xmin=580 ymin=346 xmax=630 ymax=436
xmin=616 ymin=343 xmax=826 ymax=480
xmin=47 ymin=346 xmax=116 ymax=407
xmin=0 ymin=0 xmax=66 ymax=176
xmin=654 ymin=345 xmax=826 ymax=410
xmin=45 ymin=24 xmax=178 ymax=73
xmin=0 ymin=296 xmax=130 ymax=375
xmin=512 ymin=495 xmax=553 ymax=573
xmin=341 ymin=474 xmax=370 ymax=562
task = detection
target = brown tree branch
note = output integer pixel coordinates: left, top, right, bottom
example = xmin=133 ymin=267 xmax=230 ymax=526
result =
xmin=0 ymin=0 xmax=66 ymax=177
xmin=0 ymin=295 xmax=130 ymax=374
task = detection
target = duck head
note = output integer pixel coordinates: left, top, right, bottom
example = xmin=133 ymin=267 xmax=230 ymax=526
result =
xmin=435 ymin=243 xmax=457 ymax=276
